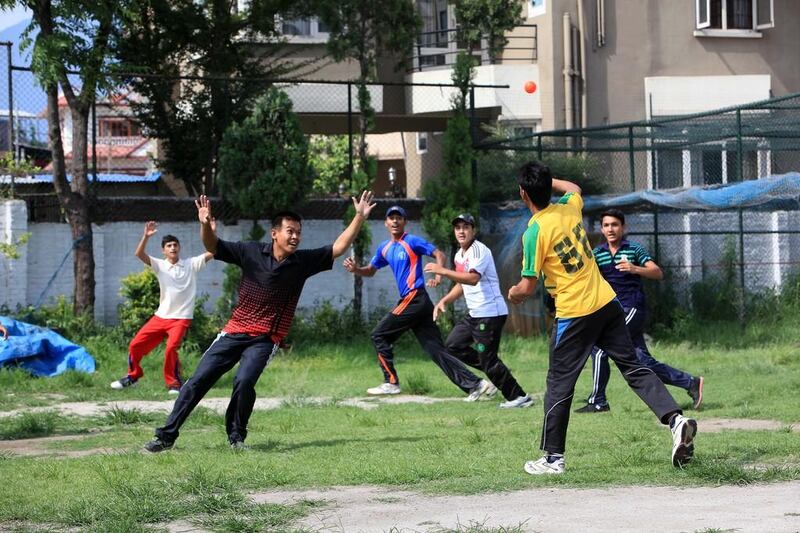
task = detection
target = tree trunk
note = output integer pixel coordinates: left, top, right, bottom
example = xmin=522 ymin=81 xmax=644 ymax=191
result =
xmin=66 ymin=105 xmax=95 ymax=316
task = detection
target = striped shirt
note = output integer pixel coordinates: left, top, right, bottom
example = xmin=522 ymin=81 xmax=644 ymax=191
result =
xmin=593 ymin=239 xmax=652 ymax=309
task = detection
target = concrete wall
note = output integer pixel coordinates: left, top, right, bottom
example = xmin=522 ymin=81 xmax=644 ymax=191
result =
xmin=0 ymin=200 xmax=437 ymax=324
xmin=4 ymin=199 xmax=799 ymax=325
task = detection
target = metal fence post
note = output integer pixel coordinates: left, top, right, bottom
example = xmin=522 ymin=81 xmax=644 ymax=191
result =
xmin=91 ymin=97 xmax=97 ymax=185
xmin=737 ymin=208 xmax=747 ymax=328
xmin=537 ymin=135 xmax=543 ymax=161
xmin=347 ymin=82 xmax=353 ymax=188
xmin=470 ymin=86 xmax=477 ymax=187
xmin=653 ymin=208 xmax=660 ymax=263
xmin=736 ymin=109 xmax=743 ymax=182
xmin=4 ymin=42 xmax=15 ymax=196
xmin=628 ymin=125 xmax=635 ymax=191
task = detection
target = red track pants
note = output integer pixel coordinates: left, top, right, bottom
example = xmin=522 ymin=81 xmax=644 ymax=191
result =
xmin=127 ymin=315 xmax=192 ymax=389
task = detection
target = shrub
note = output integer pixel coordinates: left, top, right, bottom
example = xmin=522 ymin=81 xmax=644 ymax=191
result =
xmin=117 ymin=269 xmax=160 ymax=337
xmin=21 ymin=296 xmax=98 ymax=341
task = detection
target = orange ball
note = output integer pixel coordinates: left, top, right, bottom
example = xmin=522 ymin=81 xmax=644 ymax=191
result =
xmin=524 ymin=80 xmax=537 ymax=94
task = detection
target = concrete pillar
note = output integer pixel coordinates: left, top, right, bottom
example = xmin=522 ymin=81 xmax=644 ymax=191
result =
xmin=0 ymin=199 xmax=29 ymax=309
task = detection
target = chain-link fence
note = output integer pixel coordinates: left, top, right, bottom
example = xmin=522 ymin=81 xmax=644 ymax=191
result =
xmin=1 ymin=41 xmax=507 ymax=211
xmin=475 ymin=92 xmax=800 ymax=199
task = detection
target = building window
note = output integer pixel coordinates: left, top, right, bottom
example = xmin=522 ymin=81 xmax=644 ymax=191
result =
xmin=416 ymin=132 xmax=428 ymax=154
xmin=98 ymin=119 xmax=140 ymax=137
xmin=655 ymin=147 xmax=767 ymax=189
xmin=279 ymin=17 xmax=329 ymax=39
xmin=695 ymin=0 xmax=774 ymax=31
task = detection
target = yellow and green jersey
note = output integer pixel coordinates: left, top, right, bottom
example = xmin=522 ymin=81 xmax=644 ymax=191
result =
xmin=521 ymin=192 xmax=616 ymax=318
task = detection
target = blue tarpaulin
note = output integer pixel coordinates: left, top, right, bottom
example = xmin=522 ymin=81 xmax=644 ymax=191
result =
xmin=581 ymin=173 xmax=800 ymax=212
xmin=0 ymin=317 xmax=95 ymax=377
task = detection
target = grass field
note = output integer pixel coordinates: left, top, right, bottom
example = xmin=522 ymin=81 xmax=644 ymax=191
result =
xmin=1 ymin=324 xmax=799 ymax=532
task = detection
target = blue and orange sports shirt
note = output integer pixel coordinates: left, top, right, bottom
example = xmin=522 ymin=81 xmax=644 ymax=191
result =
xmin=370 ymin=233 xmax=437 ymax=297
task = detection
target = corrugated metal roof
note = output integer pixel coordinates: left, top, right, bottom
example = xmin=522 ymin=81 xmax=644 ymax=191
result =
xmin=0 ymin=172 xmax=161 ymax=184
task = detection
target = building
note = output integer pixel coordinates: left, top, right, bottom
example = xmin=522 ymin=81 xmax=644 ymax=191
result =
xmin=268 ymin=0 xmax=798 ymax=194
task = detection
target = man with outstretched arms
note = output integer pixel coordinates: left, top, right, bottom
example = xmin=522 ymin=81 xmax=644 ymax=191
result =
xmin=144 ymin=191 xmax=376 ymax=452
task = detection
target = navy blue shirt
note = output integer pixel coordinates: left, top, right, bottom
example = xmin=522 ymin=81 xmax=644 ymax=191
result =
xmin=592 ymin=239 xmax=653 ymax=309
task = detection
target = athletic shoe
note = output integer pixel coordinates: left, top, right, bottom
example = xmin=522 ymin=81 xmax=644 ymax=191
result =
xmin=464 ymin=379 xmax=498 ymax=402
xmin=524 ymin=456 xmax=565 ymax=475
xmin=499 ymin=395 xmax=534 ymax=408
xmin=687 ymin=376 xmax=704 ymax=409
xmin=366 ymin=383 xmax=401 ymax=395
xmin=574 ymin=402 xmax=610 ymax=413
xmin=670 ymin=414 xmax=698 ymax=467
xmin=144 ymin=437 xmax=174 ymax=453
xmin=230 ymin=440 xmax=250 ymax=451
xmin=110 ymin=376 xmax=137 ymax=390
xmin=168 ymin=387 xmax=180 ymax=395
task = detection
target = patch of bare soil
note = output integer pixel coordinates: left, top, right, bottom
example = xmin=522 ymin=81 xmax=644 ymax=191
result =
xmin=0 ymin=395 xmax=453 ymax=419
xmin=700 ymin=417 xmax=798 ymax=433
xmin=0 ymin=434 xmax=118 ymax=458
xmin=250 ymin=482 xmax=800 ymax=533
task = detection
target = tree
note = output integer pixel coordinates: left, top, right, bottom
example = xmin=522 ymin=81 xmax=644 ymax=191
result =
xmin=308 ymin=135 xmax=350 ymax=196
xmin=454 ymin=0 xmax=522 ymax=63
xmin=422 ymin=0 xmax=522 ymax=251
xmin=316 ymin=0 xmax=420 ymax=316
xmin=217 ymin=87 xmax=310 ymax=222
xmin=116 ymin=0 xmax=310 ymax=195
xmin=4 ymin=0 xmax=126 ymax=314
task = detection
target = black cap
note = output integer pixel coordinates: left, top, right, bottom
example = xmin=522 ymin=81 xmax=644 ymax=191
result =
xmin=451 ymin=213 xmax=476 ymax=226
xmin=386 ymin=205 xmax=407 ymax=218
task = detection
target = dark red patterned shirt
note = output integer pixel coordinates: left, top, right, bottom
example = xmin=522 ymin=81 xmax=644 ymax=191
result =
xmin=214 ymin=240 xmax=333 ymax=341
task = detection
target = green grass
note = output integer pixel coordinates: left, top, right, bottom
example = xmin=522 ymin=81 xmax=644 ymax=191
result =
xmin=1 ymin=324 xmax=800 ymax=531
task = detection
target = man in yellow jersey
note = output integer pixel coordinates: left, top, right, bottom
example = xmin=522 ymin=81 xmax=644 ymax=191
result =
xmin=507 ymin=161 xmax=697 ymax=474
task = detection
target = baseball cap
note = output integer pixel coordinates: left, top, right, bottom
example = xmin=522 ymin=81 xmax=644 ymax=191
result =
xmin=451 ymin=213 xmax=476 ymax=226
xmin=386 ymin=205 xmax=407 ymax=218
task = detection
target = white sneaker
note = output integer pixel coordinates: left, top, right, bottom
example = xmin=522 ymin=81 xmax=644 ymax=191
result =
xmin=499 ymin=395 xmax=534 ymax=408
xmin=670 ymin=414 xmax=698 ymax=467
xmin=464 ymin=379 xmax=498 ymax=402
xmin=168 ymin=388 xmax=180 ymax=395
xmin=366 ymin=383 xmax=401 ymax=395
xmin=524 ymin=456 xmax=565 ymax=475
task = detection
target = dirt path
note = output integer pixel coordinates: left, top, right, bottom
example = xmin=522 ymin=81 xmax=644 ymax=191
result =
xmin=248 ymin=482 xmax=800 ymax=533
xmin=0 ymin=395 xmax=452 ymax=419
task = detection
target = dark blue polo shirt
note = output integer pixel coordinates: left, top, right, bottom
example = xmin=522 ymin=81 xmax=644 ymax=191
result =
xmin=214 ymin=240 xmax=333 ymax=341
xmin=592 ymin=239 xmax=653 ymax=309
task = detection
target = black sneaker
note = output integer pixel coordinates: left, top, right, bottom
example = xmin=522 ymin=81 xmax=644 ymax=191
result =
xmin=144 ymin=438 xmax=174 ymax=453
xmin=574 ymin=402 xmax=610 ymax=413
xmin=687 ymin=376 xmax=704 ymax=409
xmin=110 ymin=376 xmax=137 ymax=390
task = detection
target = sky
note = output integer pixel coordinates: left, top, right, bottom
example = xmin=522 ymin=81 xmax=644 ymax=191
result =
xmin=0 ymin=5 xmax=31 ymax=32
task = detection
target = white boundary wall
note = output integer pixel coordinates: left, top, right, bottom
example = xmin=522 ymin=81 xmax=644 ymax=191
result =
xmin=0 ymin=200 xmax=436 ymax=324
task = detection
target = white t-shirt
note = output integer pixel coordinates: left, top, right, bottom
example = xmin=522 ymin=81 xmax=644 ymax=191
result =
xmin=149 ymin=254 xmax=208 ymax=319
xmin=454 ymin=240 xmax=508 ymax=318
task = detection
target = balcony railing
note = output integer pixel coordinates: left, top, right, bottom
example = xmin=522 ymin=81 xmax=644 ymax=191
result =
xmin=409 ymin=24 xmax=537 ymax=72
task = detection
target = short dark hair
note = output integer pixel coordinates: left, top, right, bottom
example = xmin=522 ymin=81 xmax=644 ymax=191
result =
xmin=161 ymin=234 xmax=179 ymax=247
xmin=516 ymin=160 xmax=552 ymax=209
xmin=271 ymin=211 xmax=302 ymax=229
xmin=600 ymin=208 xmax=625 ymax=225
